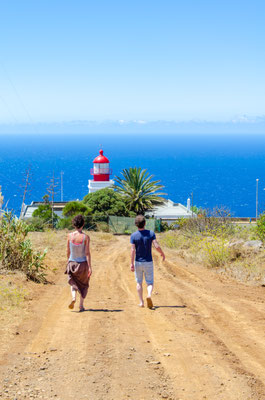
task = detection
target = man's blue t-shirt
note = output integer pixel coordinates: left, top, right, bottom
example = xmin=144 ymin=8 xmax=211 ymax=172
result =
xmin=130 ymin=229 xmax=156 ymax=262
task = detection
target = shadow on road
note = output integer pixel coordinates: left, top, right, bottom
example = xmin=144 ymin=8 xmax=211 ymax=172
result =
xmin=72 ymin=308 xmax=124 ymax=313
xmin=153 ymin=305 xmax=187 ymax=310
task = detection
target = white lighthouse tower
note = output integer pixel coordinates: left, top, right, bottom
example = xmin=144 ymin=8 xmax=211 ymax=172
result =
xmin=88 ymin=149 xmax=114 ymax=193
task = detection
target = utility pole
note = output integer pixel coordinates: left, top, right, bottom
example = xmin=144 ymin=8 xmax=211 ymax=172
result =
xmin=191 ymin=192 xmax=194 ymax=218
xmin=60 ymin=171 xmax=64 ymax=202
xmin=47 ymin=171 xmax=59 ymax=228
xmin=256 ymin=178 xmax=259 ymax=221
xmin=20 ymin=167 xmax=31 ymax=219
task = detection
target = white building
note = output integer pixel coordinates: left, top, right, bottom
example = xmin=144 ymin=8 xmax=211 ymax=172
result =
xmin=22 ymin=201 xmax=69 ymax=220
xmin=147 ymin=199 xmax=194 ymax=224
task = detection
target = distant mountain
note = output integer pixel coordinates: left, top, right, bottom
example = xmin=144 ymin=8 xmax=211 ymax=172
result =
xmin=1 ymin=118 xmax=265 ymax=134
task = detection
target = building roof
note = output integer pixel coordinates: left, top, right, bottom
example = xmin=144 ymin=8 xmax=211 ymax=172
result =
xmin=22 ymin=201 xmax=70 ymax=220
xmin=147 ymin=199 xmax=193 ymax=220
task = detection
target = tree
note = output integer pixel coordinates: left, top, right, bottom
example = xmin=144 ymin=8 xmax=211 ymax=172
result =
xmin=47 ymin=171 xmax=59 ymax=228
xmin=83 ymin=188 xmax=133 ymax=216
xmin=62 ymin=201 xmax=92 ymax=217
xmin=32 ymin=204 xmax=58 ymax=225
xmin=20 ymin=166 xmax=31 ymax=219
xmin=32 ymin=195 xmax=58 ymax=226
xmin=114 ymin=167 xmax=166 ymax=214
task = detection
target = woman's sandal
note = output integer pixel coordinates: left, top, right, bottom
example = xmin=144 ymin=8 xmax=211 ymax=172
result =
xmin=68 ymin=300 xmax=76 ymax=309
xmin=79 ymin=307 xmax=85 ymax=312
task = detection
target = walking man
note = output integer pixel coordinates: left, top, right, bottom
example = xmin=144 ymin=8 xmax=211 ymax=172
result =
xmin=130 ymin=215 xmax=165 ymax=308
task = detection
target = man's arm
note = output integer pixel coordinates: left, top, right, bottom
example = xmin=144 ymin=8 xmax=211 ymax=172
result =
xmin=153 ymin=239 xmax=165 ymax=261
xmin=130 ymin=244 xmax=136 ymax=271
xmin=85 ymin=235 xmax=92 ymax=276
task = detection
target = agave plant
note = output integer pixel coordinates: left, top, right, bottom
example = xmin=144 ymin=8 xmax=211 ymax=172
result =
xmin=114 ymin=167 xmax=166 ymax=214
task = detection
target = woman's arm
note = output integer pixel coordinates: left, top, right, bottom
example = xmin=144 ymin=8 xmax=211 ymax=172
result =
xmin=85 ymin=235 xmax=92 ymax=275
xmin=67 ymin=234 xmax=70 ymax=259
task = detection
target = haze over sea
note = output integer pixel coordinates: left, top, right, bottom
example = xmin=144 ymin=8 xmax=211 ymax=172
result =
xmin=1 ymin=133 xmax=265 ymax=218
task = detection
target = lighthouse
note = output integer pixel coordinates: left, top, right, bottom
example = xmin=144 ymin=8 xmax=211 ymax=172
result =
xmin=88 ymin=149 xmax=114 ymax=193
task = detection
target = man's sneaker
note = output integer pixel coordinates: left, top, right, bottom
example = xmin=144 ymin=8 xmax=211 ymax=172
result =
xmin=146 ymin=297 xmax=153 ymax=309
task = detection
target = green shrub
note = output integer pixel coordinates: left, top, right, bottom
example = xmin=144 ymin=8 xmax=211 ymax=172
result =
xmin=26 ymin=217 xmax=45 ymax=232
xmin=57 ymin=215 xmax=110 ymax=231
xmin=0 ymin=213 xmax=47 ymax=282
xmin=33 ymin=204 xmax=53 ymax=222
xmin=62 ymin=201 xmax=92 ymax=217
xmin=57 ymin=216 xmax=73 ymax=230
xmin=160 ymin=221 xmax=170 ymax=232
xmin=83 ymin=188 xmax=133 ymax=216
xmin=95 ymin=221 xmax=109 ymax=232
xmin=256 ymin=213 xmax=265 ymax=242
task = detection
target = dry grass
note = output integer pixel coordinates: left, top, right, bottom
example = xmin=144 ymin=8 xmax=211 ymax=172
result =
xmin=0 ymin=273 xmax=36 ymax=353
xmin=96 ymin=232 xmax=116 ymax=241
xmin=160 ymin=229 xmax=265 ymax=285
xmin=0 ymin=276 xmax=27 ymax=311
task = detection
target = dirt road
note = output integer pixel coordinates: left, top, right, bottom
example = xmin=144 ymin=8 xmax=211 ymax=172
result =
xmin=0 ymin=233 xmax=265 ymax=400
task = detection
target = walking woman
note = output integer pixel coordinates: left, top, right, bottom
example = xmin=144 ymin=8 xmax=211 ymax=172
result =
xmin=65 ymin=214 xmax=92 ymax=312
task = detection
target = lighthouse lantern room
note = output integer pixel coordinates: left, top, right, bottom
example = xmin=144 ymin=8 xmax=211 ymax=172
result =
xmin=88 ymin=149 xmax=114 ymax=193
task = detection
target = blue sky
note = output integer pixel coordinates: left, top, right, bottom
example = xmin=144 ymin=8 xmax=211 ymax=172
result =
xmin=0 ymin=0 xmax=265 ymax=125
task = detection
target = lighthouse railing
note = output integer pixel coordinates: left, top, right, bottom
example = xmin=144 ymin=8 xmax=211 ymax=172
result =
xmin=90 ymin=168 xmax=112 ymax=175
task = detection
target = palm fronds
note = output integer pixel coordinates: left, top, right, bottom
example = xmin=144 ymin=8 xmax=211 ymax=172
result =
xmin=114 ymin=167 xmax=166 ymax=214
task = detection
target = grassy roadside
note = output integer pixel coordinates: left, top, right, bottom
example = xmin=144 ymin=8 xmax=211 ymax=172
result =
xmin=159 ymin=223 xmax=265 ymax=285
xmin=0 ymin=230 xmax=66 ymax=352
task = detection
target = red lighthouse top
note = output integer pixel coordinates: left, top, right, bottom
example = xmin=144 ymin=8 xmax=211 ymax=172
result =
xmin=93 ymin=149 xmax=109 ymax=164
xmin=91 ymin=149 xmax=112 ymax=181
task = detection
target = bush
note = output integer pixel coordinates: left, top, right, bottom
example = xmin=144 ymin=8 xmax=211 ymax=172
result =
xmin=201 ymin=236 xmax=230 ymax=268
xmin=178 ymin=207 xmax=234 ymax=238
xmin=95 ymin=221 xmax=109 ymax=232
xmin=57 ymin=216 xmax=73 ymax=230
xmin=83 ymin=188 xmax=133 ymax=217
xmin=32 ymin=204 xmax=58 ymax=227
xmin=0 ymin=213 xmax=47 ymax=282
xmin=256 ymin=213 xmax=265 ymax=242
xmin=160 ymin=231 xmax=190 ymax=249
xmin=160 ymin=221 xmax=170 ymax=232
xmin=160 ymin=232 xmax=180 ymax=248
xmin=62 ymin=201 xmax=92 ymax=217
xmin=26 ymin=217 xmax=45 ymax=232
xmin=57 ymin=215 xmax=110 ymax=231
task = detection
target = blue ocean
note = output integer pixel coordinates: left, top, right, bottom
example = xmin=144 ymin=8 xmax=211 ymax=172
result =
xmin=0 ymin=133 xmax=265 ymax=218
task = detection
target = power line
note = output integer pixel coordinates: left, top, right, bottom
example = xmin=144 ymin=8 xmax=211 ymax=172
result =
xmin=0 ymin=92 xmax=19 ymax=123
xmin=0 ymin=62 xmax=35 ymax=124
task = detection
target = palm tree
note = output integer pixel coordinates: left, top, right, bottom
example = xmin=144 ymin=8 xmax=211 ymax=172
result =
xmin=114 ymin=167 xmax=166 ymax=214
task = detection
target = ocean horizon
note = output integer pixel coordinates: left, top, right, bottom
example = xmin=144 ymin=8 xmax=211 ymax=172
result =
xmin=1 ymin=133 xmax=265 ymax=218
